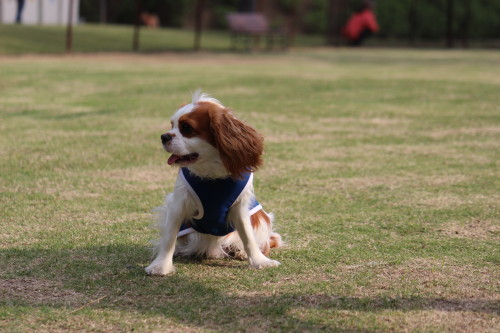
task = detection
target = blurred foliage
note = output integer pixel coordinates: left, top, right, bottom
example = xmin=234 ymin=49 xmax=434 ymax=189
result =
xmin=210 ymin=0 xmax=240 ymax=29
xmin=80 ymin=0 xmax=500 ymax=39
xmin=354 ymin=0 xmax=497 ymax=39
xmin=277 ymin=0 xmax=303 ymax=14
xmin=302 ymin=1 xmax=328 ymax=34
xmin=81 ymin=0 xmax=195 ymax=27
xmin=376 ymin=0 xmax=500 ymax=39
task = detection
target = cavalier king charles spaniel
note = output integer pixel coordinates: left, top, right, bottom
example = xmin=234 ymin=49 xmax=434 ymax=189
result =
xmin=145 ymin=91 xmax=282 ymax=276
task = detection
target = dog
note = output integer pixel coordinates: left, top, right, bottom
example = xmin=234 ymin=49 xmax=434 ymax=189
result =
xmin=145 ymin=91 xmax=282 ymax=276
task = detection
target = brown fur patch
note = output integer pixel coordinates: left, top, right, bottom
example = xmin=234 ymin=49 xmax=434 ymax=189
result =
xmin=261 ymin=242 xmax=271 ymax=256
xmin=177 ymin=107 xmax=215 ymax=145
xmin=269 ymin=234 xmax=281 ymax=249
xmin=223 ymin=209 xmax=276 ymax=257
xmin=193 ymin=101 xmax=263 ymax=179
xmin=250 ymin=209 xmax=271 ymax=230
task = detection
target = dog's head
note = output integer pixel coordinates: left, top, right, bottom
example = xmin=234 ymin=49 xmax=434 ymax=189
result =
xmin=161 ymin=91 xmax=263 ymax=178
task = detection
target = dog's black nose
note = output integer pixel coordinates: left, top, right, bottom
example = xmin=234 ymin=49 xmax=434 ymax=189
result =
xmin=161 ymin=133 xmax=173 ymax=144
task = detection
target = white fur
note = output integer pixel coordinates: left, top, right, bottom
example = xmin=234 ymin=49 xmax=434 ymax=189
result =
xmin=191 ymin=89 xmax=221 ymax=105
xmin=145 ymin=92 xmax=281 ymax=276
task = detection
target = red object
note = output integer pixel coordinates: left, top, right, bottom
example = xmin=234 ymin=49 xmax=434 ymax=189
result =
xmin=342 ymin=9 xmax=379 ymax=41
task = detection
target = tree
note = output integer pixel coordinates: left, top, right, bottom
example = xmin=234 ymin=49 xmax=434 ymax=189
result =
xmin=194 ymin=0 xmax=206 ymax=51
xmin=446 ymin=0 xmax=455 ymax=47
xmin=66 ymin=0 xmax=75 ymax=52
xmin=326 ymin=0 xmax=351 ymax=46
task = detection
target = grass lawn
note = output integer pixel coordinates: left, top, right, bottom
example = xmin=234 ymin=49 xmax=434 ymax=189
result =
xmin=0 ymin=24 xmax=324 ymax=54
xmin=0 ymin=48 xmax=499 ymax=332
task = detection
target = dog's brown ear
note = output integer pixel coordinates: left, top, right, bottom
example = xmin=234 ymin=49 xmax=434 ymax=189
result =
xmin=206 ymin=103 xmax=264 ymax=179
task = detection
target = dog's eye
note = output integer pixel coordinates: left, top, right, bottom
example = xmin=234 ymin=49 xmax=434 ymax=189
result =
xmin=180 ymin=122 xmax=193 ymax=135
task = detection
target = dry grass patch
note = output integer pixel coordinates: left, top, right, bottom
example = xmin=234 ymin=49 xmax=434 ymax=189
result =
xmin=333 ymin=175 xmax=420 ymax=191
xmin=396 ymin=192 xmax=499 ymax=208
xmin=0 ymin=209 xmax=149 ymax=248
xmin=245 ymin=258 xmax=499 ymax=306
xmin=275 ymin=172 xmax=471 ymax=195
xmin=437 ymin=219 xmax=500 ymax=240
xmin=217 ymin=86 xmax=259 ymax=96
xmin=318 ymin=117 xmax=410 ymax=127
xmin=74 ymin=210 xmax=149 ymax=225
xmin=96 ymin=165 xmax=177 ymax=190
xmin=265 ymin=132 xmax=327 ymax=143
xmin=367 ymin=258 xmax=499 ymax=301
xmin=2 ymin=164 xmax=176 ymax=199
xmin=0 ymin=278 xmax=88 ymax=307
xmin=46 ymin=189 xmax=101 ymax=200
xmin=287 ymin=307 xmax=499 ymax=333
xmin=401 ymin=310 xmax=499 ymax=333
xmin=333 ymin=174 xmax=471 ymax=191
xmin=0 ymin=308 xmax=203 ymax=333
xmin=429 ymin=126 xmax=500 ymax=139
xmin=259 ymin=273 xmax=340 ymax=289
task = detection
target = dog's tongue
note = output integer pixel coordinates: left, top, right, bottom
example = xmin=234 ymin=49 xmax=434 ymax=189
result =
xmin=168 ymin=154 xmax=180 ymax=165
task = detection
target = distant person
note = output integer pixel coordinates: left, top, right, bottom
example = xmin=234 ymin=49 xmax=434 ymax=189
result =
xmin=342 ymin=0 xmax=379 ymax=46
xmin=15 ymin=0 xmax=25 ymax=24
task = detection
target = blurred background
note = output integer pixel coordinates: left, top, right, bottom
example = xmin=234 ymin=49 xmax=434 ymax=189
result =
xmin=0 ymin=0 xmax=499 ymax=54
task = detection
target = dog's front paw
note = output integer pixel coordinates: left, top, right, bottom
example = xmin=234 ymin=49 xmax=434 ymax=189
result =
xmin=249 ymin=257 xmax=281 ymax=269
xmin=145 ymin=262 xmax=175 ymax=276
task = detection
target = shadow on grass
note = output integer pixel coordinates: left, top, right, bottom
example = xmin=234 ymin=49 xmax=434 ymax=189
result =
xmin=1 ymin=244 xmax=498 ymax=331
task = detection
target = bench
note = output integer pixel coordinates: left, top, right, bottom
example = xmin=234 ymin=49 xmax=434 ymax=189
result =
xmin=227 ymin=13 xmax=287 ymax=51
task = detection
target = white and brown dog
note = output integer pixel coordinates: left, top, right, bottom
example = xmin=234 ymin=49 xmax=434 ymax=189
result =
xmin=146 ymin=91 xmax=282 ymax=276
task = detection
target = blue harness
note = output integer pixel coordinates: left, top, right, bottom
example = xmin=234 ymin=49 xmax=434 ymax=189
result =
xmin=178 ymin=168 xmax=262 ymax=237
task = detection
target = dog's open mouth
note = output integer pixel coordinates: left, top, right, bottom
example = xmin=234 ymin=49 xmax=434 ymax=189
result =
xmin=168 ymin=153 xmax=199 ymax=166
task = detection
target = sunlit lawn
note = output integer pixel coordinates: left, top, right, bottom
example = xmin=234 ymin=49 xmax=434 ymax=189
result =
xmin=0 ymin=48 xmax=499 ymax=332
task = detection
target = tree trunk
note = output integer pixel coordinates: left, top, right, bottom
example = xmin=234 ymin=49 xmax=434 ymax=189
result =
xmin=194 ymin=0 xmax=206 ymax=51
xmin=99 ymin=0 xmax=107 ymax=24
xmin=326 ymin=0 xmax=337 ymax=45
xmin=65 ymin=0 xmax=74 ymax=52
xmin=326 ymin=0 xmax=349 ymax=46
xmin=132 ymin=0 xmax=142 ymax=51
xmin=446 ymin=0 xmax=454 ymax=48
xmin=461 ymin=0 xmax=471 ymax=48
xmin=408 ymin=0 xmax=418 ymax=46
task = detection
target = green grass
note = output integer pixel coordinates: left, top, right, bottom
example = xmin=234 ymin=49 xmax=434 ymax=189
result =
xmin=0 ymin=24 xmax=324 ymax=54
xmin=1 ymin=48 xmax=499 ymax=332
